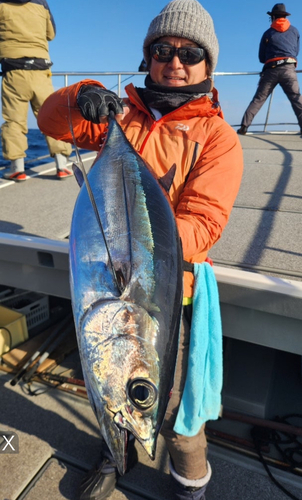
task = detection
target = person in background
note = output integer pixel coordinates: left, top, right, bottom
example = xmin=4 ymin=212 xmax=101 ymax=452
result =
xmin=38 ymin=0 xmax=244 ymax=498
xmin=0 ymin=0 xmax=72 ymax=182
xmin=238 ymin=3 xmax=302 ymax=136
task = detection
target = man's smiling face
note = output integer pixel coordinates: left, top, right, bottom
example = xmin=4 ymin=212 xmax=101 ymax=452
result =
xmin=149 ymin=36 xmax=208 ymax=87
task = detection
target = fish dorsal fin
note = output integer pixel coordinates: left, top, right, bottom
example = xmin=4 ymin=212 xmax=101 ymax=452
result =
xmin=72 ymin=163 xmax=84 ymax=187
xmin=158 ymin=163 xmax=176 ymax=192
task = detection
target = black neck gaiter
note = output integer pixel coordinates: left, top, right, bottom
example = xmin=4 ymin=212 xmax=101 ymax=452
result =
xmin=136 ymin=74 xmax=212 ymax=115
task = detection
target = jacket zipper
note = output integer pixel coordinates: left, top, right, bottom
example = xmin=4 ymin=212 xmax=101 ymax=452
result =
xmin=139 ymin=119 xmax=163 ymax=155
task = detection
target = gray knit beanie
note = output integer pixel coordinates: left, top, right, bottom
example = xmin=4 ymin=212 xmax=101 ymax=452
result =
xmin=143 ymin=0 xmax=219 ymax=74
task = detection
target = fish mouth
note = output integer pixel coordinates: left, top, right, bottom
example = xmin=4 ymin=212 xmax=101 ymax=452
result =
xmin=100 ymin=395 xmax=157 ymax=476
xmin=113 ymin=394 xmax=157 ymax=462
xmin=99 ymin=408 xmax=128 ymax=476
xmin=114 ymin=410 xmax=157 ymax=462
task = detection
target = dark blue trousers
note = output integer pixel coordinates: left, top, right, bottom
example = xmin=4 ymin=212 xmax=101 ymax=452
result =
xmin=241 ymin=64 xmax=302 ymax=130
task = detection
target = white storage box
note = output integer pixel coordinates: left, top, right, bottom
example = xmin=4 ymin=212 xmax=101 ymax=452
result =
xmin=4 ymin=292 xmax=49 ymax=331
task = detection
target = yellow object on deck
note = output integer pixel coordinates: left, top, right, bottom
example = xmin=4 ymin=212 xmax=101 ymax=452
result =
xmin=0 ymin=305 xmax=28 ymax=355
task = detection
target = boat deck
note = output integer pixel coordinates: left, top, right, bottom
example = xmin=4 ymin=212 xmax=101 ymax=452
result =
xmin=1 ymin=133 xmax=302 ymax=280
xmin=0 ymin=152 xmax=97 ymax=240
xmin=1 ymin=133 xmax=302 ymax=499
xmin=2 ymin=368 xmax=302 ymax=500
xmin=209 ymin=131 xmax=302 ymax=281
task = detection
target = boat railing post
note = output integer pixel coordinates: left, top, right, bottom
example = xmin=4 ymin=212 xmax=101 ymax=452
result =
xmin=117 ymin=74 xmax=121 ymax=97
xmin=64 ymin=74 xmax=68 ymax=87
xmin=264 ymin=89 xmax=274 ymax=132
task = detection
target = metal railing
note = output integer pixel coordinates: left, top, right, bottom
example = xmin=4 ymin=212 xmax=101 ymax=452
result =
xmin=52 ymin=69 xmax=302 ymax=133
xmin=213 ymin=69 xmax=302 ymax=132
xmin=52 ymin=71 xmax=146 ymax=99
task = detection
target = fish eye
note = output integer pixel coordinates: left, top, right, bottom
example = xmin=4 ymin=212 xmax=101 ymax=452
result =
xmin=128 ymin=379 xmax=157 ymax=411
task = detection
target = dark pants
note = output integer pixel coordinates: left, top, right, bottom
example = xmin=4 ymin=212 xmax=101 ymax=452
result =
xmin=160 ymin=305 xmax=208 ymax=480
xmin=241 ymin=64 xmax=302 ymax=129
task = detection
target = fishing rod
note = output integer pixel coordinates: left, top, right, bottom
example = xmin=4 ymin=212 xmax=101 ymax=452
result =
xmin=67 ymin=98 xmax=124 ymax=295
xmin=22 ymin=321 xmax=74 ymax=383
xmin=223 ymin=410 xmax=302 ymax=437
xmin=10 ymin=313 xmax=73 ymax=386
xmin=38 ymin=372 xmax=85 ymax=387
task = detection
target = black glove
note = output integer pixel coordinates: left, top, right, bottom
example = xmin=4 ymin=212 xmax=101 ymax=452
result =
xmin=77 ymin=85 xmax=125 ymax=123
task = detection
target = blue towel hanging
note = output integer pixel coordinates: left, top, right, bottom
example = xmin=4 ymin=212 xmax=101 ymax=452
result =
xmin=173 ymin=262 xmax=223 ymax=437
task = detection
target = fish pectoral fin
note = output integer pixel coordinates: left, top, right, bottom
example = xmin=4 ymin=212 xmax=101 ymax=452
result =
xmin=158 ymin=163 xmax=176 ymax=192
xmin=72 ymin=162 xmax=85 ymax=187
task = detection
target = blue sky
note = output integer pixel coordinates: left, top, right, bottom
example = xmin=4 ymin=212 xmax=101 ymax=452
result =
xmin=7 ymin=0 xmax=302 ymax=130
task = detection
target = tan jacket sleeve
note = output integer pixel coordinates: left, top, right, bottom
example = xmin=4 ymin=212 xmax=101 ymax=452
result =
xmin=46 ymin=10 xmax=56 ymax=41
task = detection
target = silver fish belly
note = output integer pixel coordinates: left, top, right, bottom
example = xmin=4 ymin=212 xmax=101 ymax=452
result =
xmin=69 ymin=116 xmax=183 ymax=475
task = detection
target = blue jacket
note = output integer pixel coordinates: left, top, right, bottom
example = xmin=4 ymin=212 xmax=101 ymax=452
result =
xmin=258 ymin=19 xmax=300 ymax=64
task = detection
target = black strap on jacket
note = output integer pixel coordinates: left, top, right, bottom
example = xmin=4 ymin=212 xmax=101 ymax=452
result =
xmin=183 ymin=260 xmax=194 ymax=273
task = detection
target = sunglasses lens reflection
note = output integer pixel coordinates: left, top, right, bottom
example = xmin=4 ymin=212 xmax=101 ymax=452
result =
xmin=151 ymin=44 xmax=205 ymax=65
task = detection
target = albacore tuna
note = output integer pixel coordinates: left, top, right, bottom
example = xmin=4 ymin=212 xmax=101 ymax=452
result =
xmin=69 ymin=114 xmax=183 ymax=475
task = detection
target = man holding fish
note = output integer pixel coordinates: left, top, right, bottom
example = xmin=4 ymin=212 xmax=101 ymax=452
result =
xmin=38 ymin=0 xmax=243 ymax=499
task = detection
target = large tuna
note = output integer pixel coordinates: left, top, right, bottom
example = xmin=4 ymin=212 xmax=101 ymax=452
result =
xmin=69 ymin=114 xmax=183 ymax=475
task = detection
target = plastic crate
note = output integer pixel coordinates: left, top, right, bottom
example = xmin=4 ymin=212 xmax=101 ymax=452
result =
xmin=0 ymin=285 xmax=14 ymax=300
xmin=0 ymin=305 xmax=28 ymax=355
xmin=4 ymin=292 xmax=49 ymax=331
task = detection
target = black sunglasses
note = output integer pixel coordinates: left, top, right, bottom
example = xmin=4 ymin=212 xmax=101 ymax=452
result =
xmin=150 ymin=43 xmax=205 ymax=66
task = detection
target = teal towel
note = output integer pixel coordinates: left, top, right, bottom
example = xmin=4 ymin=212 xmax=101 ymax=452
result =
xmin=173 ymin=262 xmax=223 ymax=437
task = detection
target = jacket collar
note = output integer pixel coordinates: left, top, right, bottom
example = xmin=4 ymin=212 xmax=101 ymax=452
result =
xmin=125 ymin=83 xmax=223 ymax=120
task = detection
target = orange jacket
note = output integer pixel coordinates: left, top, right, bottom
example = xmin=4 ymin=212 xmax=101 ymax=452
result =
xmin=38 ymin=79 xmax=244 ymax=297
